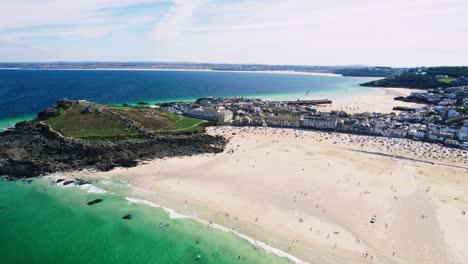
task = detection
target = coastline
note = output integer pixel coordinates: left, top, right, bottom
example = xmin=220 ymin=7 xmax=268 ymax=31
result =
xmin=41 ymin=174 xmax=307 ymax=264
xmin=0 ymin=85 xmax=402 ymax=131
xmin=0 ymin=176 xmax=296 ymax=264
xmin=0 ymin=67 xmax=344 ymax=77
xmin=316 ymin=87 xmax=425 ymax=113
xmin=0 ymin=114 xmax=36 ymax=131
xmin=0 ymin=87 xmax=421 ymax=132
xmin=2 ymin=83 xmax=465 ymax=263
xmin=70 ymin=126 xmax=468 ymax=264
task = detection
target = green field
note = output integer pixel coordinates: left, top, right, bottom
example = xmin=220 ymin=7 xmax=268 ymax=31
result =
xmin=43 ymin=103 xmax=206 ymax=138
xmin=158 ymin=111 xmax=207 ymax=132
xmin=438 ymin=77 xmax=456 ymax=84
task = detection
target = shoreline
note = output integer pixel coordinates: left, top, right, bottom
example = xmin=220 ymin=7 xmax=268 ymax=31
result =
xmin=70 ymin=126 xmax=467 ymax=264
xmin=0 ymin=67 xmax=344 ymax=77
xmin=315 ymin=87 xmax=425 ymax=113
xmin=43 ymin=174 xmax=307 ymax=264
xmin=0 ymin=86 xmax=413 ymax=131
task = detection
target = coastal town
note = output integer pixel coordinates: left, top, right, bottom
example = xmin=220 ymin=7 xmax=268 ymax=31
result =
xmin=156 ymin=86 xmax=468 ymax=150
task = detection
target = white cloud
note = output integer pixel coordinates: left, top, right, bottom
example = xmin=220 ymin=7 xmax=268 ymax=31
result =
xmin=0 ymin=39 xmax=50 ymax=61
xmin=153 ymin=0 xmax=206 ymax=40
xmin=0 ymin=0 xmax=160 ymax=29
xmin=2 ymin=25 xmax=127 ymax=40
xmin=152 ymin=0 xmax=468 ymax=66
xmin=1 ymin=0 xmax=467 ymax=65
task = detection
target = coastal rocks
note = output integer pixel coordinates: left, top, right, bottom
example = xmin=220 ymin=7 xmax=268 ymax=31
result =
xmin=87 ymin=199 xmax=103 ymax=206
xmin=37 ymin=108 xmax=60 ymax=120
xmin=75 ymin=179 xmax=90 ymax=186
xmin=0 ymin=119 xmax=227 ymax=178
xmin=81 ymin=105 xmax=102 ymax=115
xmin=1 ymin=176 xmax=18 ymax=182
xmin=122 ymin=214 xmax=132 ymax=220
xmin=63 ymin=180 xmax=74 ymax=186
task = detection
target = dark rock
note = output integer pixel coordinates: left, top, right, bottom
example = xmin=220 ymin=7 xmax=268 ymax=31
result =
xmin=75 ymin=179 xmax=90 ymax=186
xmin=56 ymin=99 xmax=76 ymax=109
xmin=63 ymin=180 xmax=74 ymax=185
xmin=37 ymin=108 xmax=60 ymax=120
xmin=137 ymin=102 xmax=148 ymax=105
xmin=116 ymin=158 xmax=138 ymax=168
xmin=0 ymin=107 xmax=227 ymax=178
xmin=1 ymin=176 xmax=16 ymax=182
xmin=122 ymin=214 xmax=132 ymax=220
xmin=56 ymin=179 xmax=65 ymax=183
xmin=87 ymin=199 xmax=103 ymax=206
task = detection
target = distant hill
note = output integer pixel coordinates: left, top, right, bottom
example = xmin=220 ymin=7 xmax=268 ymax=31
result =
xmin=360 ymin=73 xmax=451 ymax=89
xmin=332 ymin=67 xmax=401 ymax=77
xmin=361 ymin=66 xmax=468 ymax=89
xmin=422 ymin=67 xmax=468 ymax=78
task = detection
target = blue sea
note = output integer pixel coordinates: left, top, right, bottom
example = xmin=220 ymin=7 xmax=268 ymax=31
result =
xmin=0 ymin=69 xmax=378 ymax=130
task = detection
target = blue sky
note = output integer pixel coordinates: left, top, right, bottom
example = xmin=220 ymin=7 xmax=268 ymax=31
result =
xmin=0 ymin=0 xmax=467 ymax=66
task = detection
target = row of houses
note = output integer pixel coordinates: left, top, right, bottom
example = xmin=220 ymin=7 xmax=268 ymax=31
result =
xmin=156 ymin=92 xmax=467 ymax=149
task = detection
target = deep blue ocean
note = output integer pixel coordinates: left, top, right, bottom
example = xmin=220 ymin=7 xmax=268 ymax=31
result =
xmin=0 ymin=70 xmax=378 ymax=129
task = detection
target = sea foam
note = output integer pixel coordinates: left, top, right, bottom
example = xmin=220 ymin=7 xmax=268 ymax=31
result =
xmin=124 ymin=197 xmax=308 ymax=264
xmin=44 ymin=175 xmax=307 ymax=263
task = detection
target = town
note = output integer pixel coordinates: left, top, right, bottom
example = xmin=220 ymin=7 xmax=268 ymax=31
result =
xmin=156 ymin=86 xmax=468 ymax=150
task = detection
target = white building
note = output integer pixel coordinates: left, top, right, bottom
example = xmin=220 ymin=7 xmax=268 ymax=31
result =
xmin=185 ymin=107 xmax=233 ymax=124
xmin=459 ymin=126 xmax=468 ymax=141
xmin=266 ymin=117 xmax=300 ymax=128
xmin=301 ymin=115 xmax=338 ymax=130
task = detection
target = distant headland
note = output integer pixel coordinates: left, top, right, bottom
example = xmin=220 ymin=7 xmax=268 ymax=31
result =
xmin=2 ymin=62 xmax=467 ymax=89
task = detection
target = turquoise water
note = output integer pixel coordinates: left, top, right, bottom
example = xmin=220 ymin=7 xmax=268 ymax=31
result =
xmin=0 ymin=114 xmax=36 ymax=131
xmin=0 ymin=69 xmax=378 ymax=129
xmin=0 ymin=177 xmax=296 ymax=264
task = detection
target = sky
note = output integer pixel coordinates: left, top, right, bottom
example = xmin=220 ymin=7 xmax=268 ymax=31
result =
xmin=0 ymin=0 xmax=467 ymax=67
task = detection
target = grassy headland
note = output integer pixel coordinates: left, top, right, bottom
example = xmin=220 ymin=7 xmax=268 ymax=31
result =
xmin=42 ymin=101 xmax=207 ymax=138
xmin=361 ymin=66 xmax=468 ymax=89
xmin=0 ymin=100 xmax=224 ymax=177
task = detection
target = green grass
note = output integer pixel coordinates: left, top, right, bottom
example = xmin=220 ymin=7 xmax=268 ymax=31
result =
xmin=44 ymin=104 xmax=133 ymax=138
xmin=159 ymin=111 xmax=207 ymax=132
xmin=43 ymin=103 xmax=206 ymax=138
xmin=438 ymin=77 xmax=456 ymax=84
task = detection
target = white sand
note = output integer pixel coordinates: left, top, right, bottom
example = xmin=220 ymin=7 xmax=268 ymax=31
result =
xmin=317 ymin=88 xmax=426 ymax=114
xmin=4 ymin=68 xmax=343 ymax=77
xmin=77 ymin=126 xmax=468 ymax=264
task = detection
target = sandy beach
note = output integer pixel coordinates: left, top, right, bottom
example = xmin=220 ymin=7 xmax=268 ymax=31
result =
xmin=0 ymin=67 xmax=343 ymax=77
xmin=73 ymin=125 xmax=468 ymax=264
xmin=317 ymin=88 xmax=426 ymax=114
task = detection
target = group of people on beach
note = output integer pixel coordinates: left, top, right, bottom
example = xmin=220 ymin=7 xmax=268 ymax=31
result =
xmin=210 ymin=126 xmax=467 ymax=165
